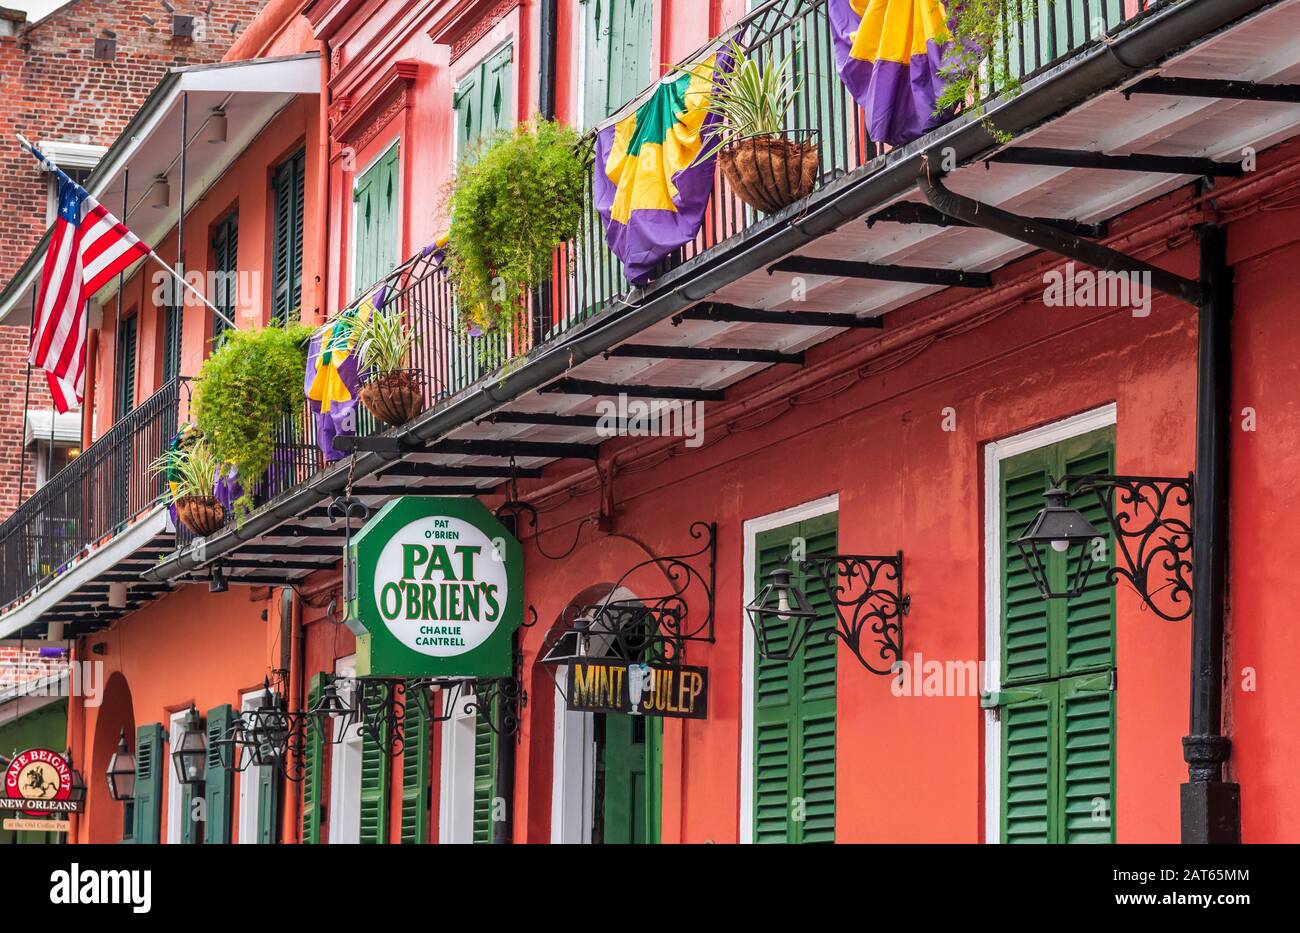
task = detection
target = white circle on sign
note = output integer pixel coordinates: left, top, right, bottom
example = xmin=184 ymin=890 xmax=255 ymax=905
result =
xmin=372 ymin=515 xmax=510 ymax=658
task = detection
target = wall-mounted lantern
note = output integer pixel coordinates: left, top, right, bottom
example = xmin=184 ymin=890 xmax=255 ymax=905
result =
xmin=105 ymin=729 xmax=136 ymax=802
xmin=746 ymin=553 xmax=909 ymax=675
xmin=170 ymin=706 xmax=207 ymax=787
xmin=1015 ymin=474 xmax=1193 ymax=621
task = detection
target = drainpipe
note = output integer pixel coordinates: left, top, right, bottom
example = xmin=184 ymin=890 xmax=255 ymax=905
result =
xmin=315 ymin=41 xmax=332 ymax=325
xmin=531 ymin=0 xmax=560 ymax=344
xmin=1183 ymin=224 xmax=1239 ymax=843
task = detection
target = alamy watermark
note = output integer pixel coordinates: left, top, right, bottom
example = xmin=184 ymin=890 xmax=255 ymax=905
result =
xmin=594 ymin=394 xmax=705 ymax=448
xmin=1043 ymin=261 xmax=1152 ymax=318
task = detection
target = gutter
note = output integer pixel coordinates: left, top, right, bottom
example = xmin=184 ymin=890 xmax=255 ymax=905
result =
xmin=143 ymin=0 xmax=1281 ymax=584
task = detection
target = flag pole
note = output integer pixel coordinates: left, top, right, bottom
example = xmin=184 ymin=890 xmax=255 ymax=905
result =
xmin=15 ymin=132 xmax=239 ymax=332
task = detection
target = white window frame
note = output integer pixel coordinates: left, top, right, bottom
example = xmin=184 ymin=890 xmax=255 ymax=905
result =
xmin=328 ymin=654 xmax=362 ymax=844
xmin=738 ymin=493 xmax=839 ymax=844
xmin=236 ymin=687 xmax=269 ymax=844
xmin=981 ymin=403 xmax=1116 ymax=843
xmin=438 ymin=680 xmax=478 ymax=843
xmin=165 ymin=708 xmax=189 ymax=844
xmin=550 ymin=683 xmax=596 ymax=844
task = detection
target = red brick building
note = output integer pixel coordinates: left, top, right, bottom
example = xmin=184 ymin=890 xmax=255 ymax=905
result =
xmin=0 ymin=0 xmax=267 ymax=518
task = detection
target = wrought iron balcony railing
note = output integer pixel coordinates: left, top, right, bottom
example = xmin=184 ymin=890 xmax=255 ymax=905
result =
xmin=0 ymin=378 xmax=182 ymax=607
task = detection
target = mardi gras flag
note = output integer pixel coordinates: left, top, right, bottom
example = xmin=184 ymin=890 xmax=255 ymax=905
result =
xmin=593 ymin=47 xmax=729 ymax=286
xmin=305 ymin=289 xmax=380 ymax=461
xmin=829 ymin=0 xmax=954 ymax=148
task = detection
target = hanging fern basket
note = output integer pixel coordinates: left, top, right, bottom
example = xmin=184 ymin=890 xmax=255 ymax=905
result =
xmin=359 ymin=370 xmax=424 ymax=427
xmin=175 ymin=495 xmax=226 ymax=537
xmin=719 ymin=130 xmax=820 ymax=215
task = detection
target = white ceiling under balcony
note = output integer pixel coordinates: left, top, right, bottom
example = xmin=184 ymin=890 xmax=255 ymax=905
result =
xmin=0 ymin=53 xmax=320 ymax=328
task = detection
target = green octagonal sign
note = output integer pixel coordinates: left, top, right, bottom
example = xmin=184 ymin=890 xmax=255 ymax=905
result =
xmin=348 ymin=497 xmax=523 ymax=679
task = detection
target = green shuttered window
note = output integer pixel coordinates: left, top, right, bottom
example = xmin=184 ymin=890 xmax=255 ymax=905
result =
xmin=161 ymin=298 xmax=183 ymax=384
xmin=359 ymin=705 xmax=391 ymax=844
xmin=114 ymin=313 xmax=136 ymax=418
xmin=998 ymin=427 xmax=1116 ymax=843
xmin=211 ymin=211 xmax=238 ymax=344
xmin=753 ymin=511 xmax=837 ymax=844
xmin=204 ymin=705 xmax=235 ymax=844
xmin=353 ymin=143 xmax=400 ymax=298
xmin=399 ymin=695 xmax=430 ymax=844
xmin=472 ymin=700 xmax=497 ymax=844
xmin=581 ymin=0 xmax=652 ymax=128
xmin=131 ymin=723 xmax=163 ymax=844
xmin=271 ymin=149 xmax=306 ymax=324
xmin=454 ymin=44 xmax=515 ymax=158
xmin=301 ymin=676 xmax=327 ymax=845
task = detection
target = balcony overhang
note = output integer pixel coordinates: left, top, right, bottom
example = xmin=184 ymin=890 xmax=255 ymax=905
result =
xmin=136 ymin=0 xmax=1300 ymax=587
xmin=0 ymin=53 xmax=321 ymax=328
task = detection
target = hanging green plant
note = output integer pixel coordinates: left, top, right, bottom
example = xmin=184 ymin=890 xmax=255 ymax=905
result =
xmin=936 ymin=0 xmax=1059 ymax=141
xmin=190 ymin=322 xmax=313 ymax=516
xmin=445 ymin=117 xmax=588 ymax=336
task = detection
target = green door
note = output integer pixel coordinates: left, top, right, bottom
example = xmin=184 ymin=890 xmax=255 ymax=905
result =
xmin=353 ymin=143 xmax=400 ymax=298
xmin=600 ymin=717 xmax=660 ymax=847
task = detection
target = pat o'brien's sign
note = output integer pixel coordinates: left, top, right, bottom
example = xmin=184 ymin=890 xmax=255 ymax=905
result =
xmin=567 ymin=660 xmax=709 ymax=719
xmin=349 ymin=497 xmax=523 ymax=678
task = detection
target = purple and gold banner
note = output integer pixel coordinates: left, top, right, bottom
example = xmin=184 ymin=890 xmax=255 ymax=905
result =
xmin=829 ymin=0 xmax=955 ymax=148
xmin=593 ymin=46 xmax=731 ymax=286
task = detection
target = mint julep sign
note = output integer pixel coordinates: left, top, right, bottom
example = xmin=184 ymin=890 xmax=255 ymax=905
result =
xmin=349 ymin=497 xmax=523 ymax=678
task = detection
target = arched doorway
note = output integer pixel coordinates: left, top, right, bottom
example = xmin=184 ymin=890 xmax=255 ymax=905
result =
xmin=544 ymin=583 xmax=661 ymax=845
xmin=86 ymin=671 xmax=134 ymax=843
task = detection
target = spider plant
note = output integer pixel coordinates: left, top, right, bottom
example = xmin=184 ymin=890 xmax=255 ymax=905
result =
xmin=690 ymin=37 xmax=801 ymax=162
xmin=150 ymin=438 xmax=222 ymax=502
xmin=354 ymin=307 xmax=416 ymax=378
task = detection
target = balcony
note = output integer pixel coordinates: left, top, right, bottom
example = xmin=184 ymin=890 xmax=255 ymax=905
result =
xmin=0 ymin=379 xmax=182 ymax=610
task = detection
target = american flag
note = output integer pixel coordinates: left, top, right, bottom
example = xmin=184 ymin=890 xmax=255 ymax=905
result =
xmin=28 ymin=148 xmax=150 ymax=412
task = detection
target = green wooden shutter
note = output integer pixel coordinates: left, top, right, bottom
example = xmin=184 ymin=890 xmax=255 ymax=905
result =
xmin=271 ymin=149 xmax=306 ymax=324
xmin=203 ymin=704 xmax=234 ymax=844
xmin=454 ymin=69 xmax=481 ymax=160
xmin=483 ymin=45 xmax=515 ymax=138
xmin=471 ymin=700 xmax=497 ymax=844
xmin=753 ymin=512 xmax=838 ymax=843
xmin=353 ymin=144 xmax=400 ymax=298
xmin=1000 ymin=682 xmax=1055 ymax=843
xmin=114 ymin=314 xmax=137 ymax=418
xmin=130 ymin=723 xmax=163 ymax=844
xmin=399 ymin=692 xmax=430 ymax=843
xmin=211 ymin=212 xmax=238 ymax=344
xmin=301 ymin=676 xmax=327 ymax=844
xmin=583 ymin=0 xmax=652 ymax=128
xmin=257 ymin=760 xmax=280 ymax=844
xmin=997 ymin=427 xmax=1116 ymax=844
xmin=359 ymin=709 xmax=390 ymax=844
xmin=1001 ymin=428 xmax=1115 ymax=683
xmin=161 ymin=299 xmax=183 ymax=384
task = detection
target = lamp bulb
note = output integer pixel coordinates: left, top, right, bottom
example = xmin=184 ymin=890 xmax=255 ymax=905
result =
xmin=1050 ymin=539 xmax=1071 ymax=553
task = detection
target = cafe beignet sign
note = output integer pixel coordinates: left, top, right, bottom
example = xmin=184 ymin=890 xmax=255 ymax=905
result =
xmin=2 ymin=748 xmax=82 ymax=815
xmin=350 ymin=497 xmax=523 ymax=678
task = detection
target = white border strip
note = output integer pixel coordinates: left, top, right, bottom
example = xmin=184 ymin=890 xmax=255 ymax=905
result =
xmin=981 ymin=403 xmax=1116 ymax=843
xmin=739 ymin=492 xmax=839 ymax=844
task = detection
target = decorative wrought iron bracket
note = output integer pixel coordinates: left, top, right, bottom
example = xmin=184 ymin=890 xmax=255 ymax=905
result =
xmin=327 ymin=495 xmax=371 ymax=633
xmin=355 ymin=677 xmax=409 ymax=757
xmin=804 ymin=552 xmax=909 ymax=676
xmin=1060 ymin=473 xmax=1194 ymax=622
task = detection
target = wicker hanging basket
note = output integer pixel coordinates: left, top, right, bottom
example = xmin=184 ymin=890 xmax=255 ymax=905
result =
xmin=359 ymin=370 xmax=425 ymax=427
xmin=718 ymin=131 xmax=820 ymax=215
xmin=175 ymin=495 xmax=226 ymax=537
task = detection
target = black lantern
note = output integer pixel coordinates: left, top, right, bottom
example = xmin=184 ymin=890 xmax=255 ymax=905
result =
xmin=63 ymin=748 xmax=88 ymax=803
xmin=170 ymin=706 xmax=207 ymax=786
xmin=248 ymin=688 xmax=290 ymax=766
xmin=1014 ymin=485 xmax=1105 ymax=600
xmin=745 ymin=567 xmax=818 ymax=661
xmin=105 ymin=729 xmax=136 ymax=802
xmin=1014 ymin=474 xmax=1194 ymax=622
xmin=307 ymin=680 xmax=356 ymax=744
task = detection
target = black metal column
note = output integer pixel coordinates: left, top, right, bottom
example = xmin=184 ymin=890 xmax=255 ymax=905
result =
xmin=1181 ymin=224 xmax=1240 ymax=843
xmin=492 ymin=510 xmax=523 ymax=845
